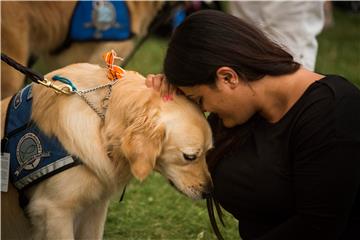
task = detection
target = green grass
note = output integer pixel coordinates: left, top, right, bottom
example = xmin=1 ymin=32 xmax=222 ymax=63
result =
xmin=104 ymin=173 xmax=238 ymax=240
xmin=316 ymin=9 xmax=360 ymax=87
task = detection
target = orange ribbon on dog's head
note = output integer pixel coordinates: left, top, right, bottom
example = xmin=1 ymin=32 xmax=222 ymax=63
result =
xmin=103 ymin=50 xmax=125 ymax=81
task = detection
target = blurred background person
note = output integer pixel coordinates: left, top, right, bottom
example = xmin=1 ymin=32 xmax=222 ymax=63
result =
xmin=228 ymin=1 xmax=325 ymax=71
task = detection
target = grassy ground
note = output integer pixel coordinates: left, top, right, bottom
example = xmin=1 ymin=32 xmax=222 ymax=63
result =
xmin=103 ymin=8 xmax=359 ymax=240
xmin=104 ymin=173 xmax=238 ymax=240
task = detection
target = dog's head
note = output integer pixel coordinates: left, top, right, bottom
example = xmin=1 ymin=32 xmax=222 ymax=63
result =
xmin=106 ymin=71 xmax=213 ymax=200
xmin=33 ymin=64 xmax=213 ymax=200
xmin=155 ymin=95 xmax=214 ymax=200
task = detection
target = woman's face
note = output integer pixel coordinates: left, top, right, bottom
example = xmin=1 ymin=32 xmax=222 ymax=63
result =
xmin=178 ymin=75 xmax=257 ymax=128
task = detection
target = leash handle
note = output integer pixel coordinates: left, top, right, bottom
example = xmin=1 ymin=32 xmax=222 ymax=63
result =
xmin=1 ymin=53 xmax=75 ymax=95
xmin=1 ymin=53 xmax=44 ymax=83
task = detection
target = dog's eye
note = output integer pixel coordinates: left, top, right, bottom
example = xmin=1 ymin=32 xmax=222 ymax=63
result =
xmin=183 ymin=153 xmax=197 ymax=161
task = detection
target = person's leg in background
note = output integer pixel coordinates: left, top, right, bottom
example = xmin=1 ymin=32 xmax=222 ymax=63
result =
xmin=323 ymin=0 xmax=334 ymax=29
xmin=228 ymin=1 xmax=325 ymax=71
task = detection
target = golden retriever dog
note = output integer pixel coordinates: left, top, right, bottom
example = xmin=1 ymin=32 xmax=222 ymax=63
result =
xmin=1 ymin=1 xmax=164 ymax=99
xmin=1 ymin=63 xmax=213 ymax=239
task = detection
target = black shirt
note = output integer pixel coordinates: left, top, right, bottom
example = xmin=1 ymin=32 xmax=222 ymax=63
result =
xmin=210 ymin=75 xmax=360 ymax=240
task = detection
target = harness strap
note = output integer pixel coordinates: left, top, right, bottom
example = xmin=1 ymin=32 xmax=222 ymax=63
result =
xmin=17 ymin=156 xmax=82 ymax=210
xmin=1 ymin=123 xmax=30 ymax=154
xmin=1 ymin=94 xmax=16 ymax=153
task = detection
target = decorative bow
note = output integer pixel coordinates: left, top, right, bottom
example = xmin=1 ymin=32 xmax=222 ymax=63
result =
xmin=103 ymin=50 xmax=126 ymax=81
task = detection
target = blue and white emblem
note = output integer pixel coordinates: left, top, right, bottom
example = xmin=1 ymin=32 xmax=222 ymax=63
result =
xmin=15 ymin=133 xmax=49 ymax=176
xmin=85 ymin=1 xmax=121 ymax=39
xmin=70 ymin=0 xmax=131 ymax=41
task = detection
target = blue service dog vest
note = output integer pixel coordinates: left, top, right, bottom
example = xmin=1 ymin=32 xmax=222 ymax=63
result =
xmin=70 ymin=0 xmax=132 ymax=41
xmin=2 ymin=84 xmax=80 ymax=190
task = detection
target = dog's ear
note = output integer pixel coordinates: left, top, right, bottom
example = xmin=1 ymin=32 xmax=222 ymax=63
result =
xmin=121 ymin=109 xmax=165 ymax=181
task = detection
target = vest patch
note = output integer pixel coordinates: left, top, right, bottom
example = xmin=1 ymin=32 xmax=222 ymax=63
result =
xmin=70 ymin=0 xmax=131 ymax=41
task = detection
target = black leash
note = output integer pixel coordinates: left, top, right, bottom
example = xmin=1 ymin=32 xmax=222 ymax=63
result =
xmin=207 ymin=196 xmax=225 ymax=240
xmin=1 ymin=53 xmax=45 ymax=84
xmin=2 ymin=53 xmax=75 ymax=95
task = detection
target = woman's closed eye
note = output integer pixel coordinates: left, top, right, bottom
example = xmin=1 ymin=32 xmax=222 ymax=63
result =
xmin=195 ymin=97 xmax=203 ymax=107
xmin=186 ymin=95 xmax=204 ymax=110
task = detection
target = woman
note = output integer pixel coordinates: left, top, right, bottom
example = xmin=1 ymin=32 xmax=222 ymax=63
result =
xmin=146 ymin=10 xmax=360 ymax=240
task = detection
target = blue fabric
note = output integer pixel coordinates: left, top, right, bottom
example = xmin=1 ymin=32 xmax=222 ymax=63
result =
xmin=70 ymin=0 xmax=131 ymax=41
xmin=172 ymin=7 xmax=186 ymax=29
xmin=6 ymin=84 xmax=33 ymax=134
xmin=3 ymin=84 xmax=79 ymax=190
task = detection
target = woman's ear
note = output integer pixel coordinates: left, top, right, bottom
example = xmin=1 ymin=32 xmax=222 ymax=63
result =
xmin=216 ymin=67 xmax=239 ymax=89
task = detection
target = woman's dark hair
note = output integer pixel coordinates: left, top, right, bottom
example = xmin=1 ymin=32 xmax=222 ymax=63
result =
xmin=164 ymin=10 xmax=300 ymax=86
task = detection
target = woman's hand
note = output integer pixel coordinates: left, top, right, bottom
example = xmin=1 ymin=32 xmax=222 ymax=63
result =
xmin=145 ymin=74 xmax=178 ymax=99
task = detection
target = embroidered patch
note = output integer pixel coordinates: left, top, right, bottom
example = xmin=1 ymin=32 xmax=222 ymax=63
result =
xmin=15 ymin=133 xmax=49 ymax=175
xmin=86 ymin=1 xmax=120 ymax=39
xmin=71 ymin=1 xmax=131 ymax=41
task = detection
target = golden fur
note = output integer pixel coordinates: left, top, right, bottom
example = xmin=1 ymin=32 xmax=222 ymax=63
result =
xmin=1 ymin=63 xmax=213 ymax=239
xmin=1 ymin=1 xmax=164 ymax=98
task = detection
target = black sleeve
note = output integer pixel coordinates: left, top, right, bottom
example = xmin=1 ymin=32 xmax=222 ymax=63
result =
xmin=256 ymin=87 xmax=360 ymax=240
xmin=255 ymin=142 xmax=360 ymax=240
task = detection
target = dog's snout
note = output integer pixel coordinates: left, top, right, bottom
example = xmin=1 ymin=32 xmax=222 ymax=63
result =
xmin=201 ymin=183 xmax=213 ymax=199
xmin=202 ymin=191 xmax=212 ymax=199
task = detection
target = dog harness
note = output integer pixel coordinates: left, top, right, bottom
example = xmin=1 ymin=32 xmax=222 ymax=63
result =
xmin=1 ymin=84 xmax=81 ymax=190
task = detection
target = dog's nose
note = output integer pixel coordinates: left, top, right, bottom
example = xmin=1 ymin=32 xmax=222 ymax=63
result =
xmin=201 ymin=184 xmax=213 ymax=199
xmin=202 ymin=191 xmax=212 ymax=199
